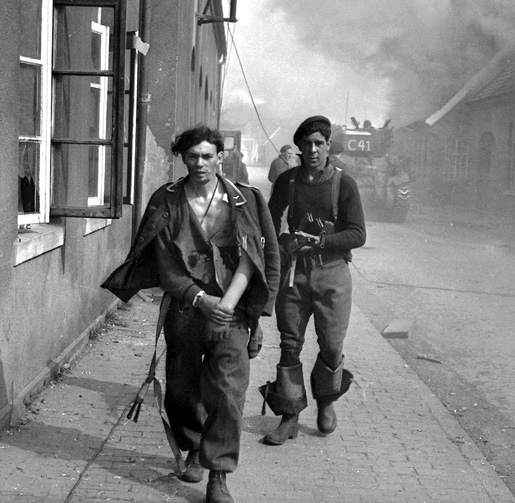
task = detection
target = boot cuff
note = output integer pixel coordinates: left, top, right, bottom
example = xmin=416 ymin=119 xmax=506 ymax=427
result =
xmin=259 ymin=380 xmax=308 ymax=416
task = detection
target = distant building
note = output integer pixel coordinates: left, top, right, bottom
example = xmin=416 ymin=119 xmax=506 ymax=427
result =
xmin=394 ymin=51 xmax=515 ymax=215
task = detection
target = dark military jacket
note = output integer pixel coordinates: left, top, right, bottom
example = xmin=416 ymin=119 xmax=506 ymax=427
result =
xmin=101 ymin=174 xmax=280 ymax=319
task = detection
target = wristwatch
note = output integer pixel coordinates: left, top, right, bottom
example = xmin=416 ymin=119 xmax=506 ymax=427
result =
xmin=192 ymin=290 xmax=205 ymax=307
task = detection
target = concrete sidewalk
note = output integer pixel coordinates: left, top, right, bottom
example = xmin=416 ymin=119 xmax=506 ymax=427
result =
xmin=0 ymin=293 xmax=513 ymax=503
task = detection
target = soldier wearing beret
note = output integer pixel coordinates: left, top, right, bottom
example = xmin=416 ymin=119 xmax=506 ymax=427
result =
xmin=262 ymin=116 xmax=366 ymax=444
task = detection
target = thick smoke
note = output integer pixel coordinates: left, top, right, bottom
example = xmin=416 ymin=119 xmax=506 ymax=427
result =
xmin=265 ymin=0 xmax=515 ymax=126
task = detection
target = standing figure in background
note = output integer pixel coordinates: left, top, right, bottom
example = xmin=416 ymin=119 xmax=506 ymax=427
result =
xmin=103 ymin=124 xmax=280 ymax=503
xmin=222 ymin=146 xmax=249 ymax=184
xmin=268 ymin=144 xmax=296 ymax=187
xmin=328 ymin=140 xmax=350 ymax=176
xmin=262 ymin=115 xmax=366 ymax=445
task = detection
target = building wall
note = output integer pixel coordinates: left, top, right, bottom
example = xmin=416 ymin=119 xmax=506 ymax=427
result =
xmin=0 ymin=0 xmax=226 ymax=430
xmin=396 ymin=98 xmax=515 ymax=216
xmin=0 ymin=0 xmax=22 ymax=427
xmin=143 ymin=0 xmax=226 ymax=203
xmin=465 ymin=100 xmax=515 ymax=215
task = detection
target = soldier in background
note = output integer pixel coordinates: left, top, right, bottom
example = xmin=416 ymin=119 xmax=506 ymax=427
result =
xmin=268 ymin=144 xmax=296 ymax=186
xmin=222 ymin=146 xmax=249 ymax=184
xmin=328 ymin=140 xmax=350 ymax=175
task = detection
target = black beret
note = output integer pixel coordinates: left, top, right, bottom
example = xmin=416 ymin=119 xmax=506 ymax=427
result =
xmin=293 ymin=115 xmax=331 ymax=147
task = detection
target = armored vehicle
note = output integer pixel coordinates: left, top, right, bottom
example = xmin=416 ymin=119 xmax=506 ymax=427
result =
xmin=331 ymin=118 xmax=411 ymax=223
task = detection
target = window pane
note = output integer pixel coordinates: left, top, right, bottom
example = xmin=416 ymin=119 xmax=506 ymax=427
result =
xmin=19 ymin=64 xmax=41 ymax=136
xmin=53 ymin=144 xmax=112 ymax=208
xmin=54 ymin=75 xmax=112 ymax=140
xmin=55 ymin=6 xmax=114 ymax=72
xmin=19 ymin=0 xmax=42 ymax=59
xmin=18 ymin=142 xmax=40 ymax=214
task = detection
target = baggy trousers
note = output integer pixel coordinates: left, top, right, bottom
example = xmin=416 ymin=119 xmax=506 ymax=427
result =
xmin=275 ymin=257 xmax=352 ymax=399
xmin=163 ymin=302 xmax=250 ymax=473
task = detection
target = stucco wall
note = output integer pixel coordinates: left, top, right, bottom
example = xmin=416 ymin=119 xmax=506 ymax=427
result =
xmin=0 ymin=0 xmax=227 ymax=431
xmin=0 ymin=0 xmax=20 ymax=431
xmin=0 ymin=1 xmax=133 ymax=428
xmin=1 ymin=213 xmax=132 ymax=427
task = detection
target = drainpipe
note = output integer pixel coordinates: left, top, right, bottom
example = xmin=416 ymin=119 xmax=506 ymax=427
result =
xmin=133 ymin=0 xmax=151 ymax=241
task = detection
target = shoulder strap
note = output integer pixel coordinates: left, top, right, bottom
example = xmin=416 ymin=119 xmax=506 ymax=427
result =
xmin=287 ymin=167 xmax=298 ymax=232
xmin=331 ymin=167 xmax=342 ymax=222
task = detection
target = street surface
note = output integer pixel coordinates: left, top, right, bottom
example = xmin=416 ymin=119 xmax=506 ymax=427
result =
xmin=247 ymin=163 xmax=515 ymax=495
xmin=0 ymin=164 xmax=514 ymax=502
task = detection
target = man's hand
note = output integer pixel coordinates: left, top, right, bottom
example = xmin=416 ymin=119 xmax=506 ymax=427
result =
xmin=197 ymin=294 xmax=233 ymax=324
xmin=294 ymin=231 xmax=320 ymax=252
xmin=205 ymin=319 xmax=230 ymax=342
xmin=197 ymin=294 xmax=233 ymax=342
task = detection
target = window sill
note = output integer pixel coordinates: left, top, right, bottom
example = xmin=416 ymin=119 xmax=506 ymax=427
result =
xmin=84 ymin=218 xmax=112 ymax=236
xmin=14 ymin=224 xmax=65 ymax=266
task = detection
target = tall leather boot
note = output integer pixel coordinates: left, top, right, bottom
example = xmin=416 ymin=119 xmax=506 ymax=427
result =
xmin=317 ymin=400 xmax=337 ymax=434
xmin=259 ymin=363 xmax=307 ymax=445
xmin=311 ymin=354 xmax=354 ymax=435
xmin=263 ymin=413 xmax=299 ymax=445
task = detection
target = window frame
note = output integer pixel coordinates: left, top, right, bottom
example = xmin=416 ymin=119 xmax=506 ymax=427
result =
xmin=50 ymin=0 xmax=126 ymax=219
xmin=17 ymin=0 xmax=127 ymax=225
xmin=18 ymin=0 xmax=53 ymax=227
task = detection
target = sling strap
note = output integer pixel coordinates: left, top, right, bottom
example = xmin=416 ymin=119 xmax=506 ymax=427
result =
xmin=126 ymin=292 xmax=186 ymax=474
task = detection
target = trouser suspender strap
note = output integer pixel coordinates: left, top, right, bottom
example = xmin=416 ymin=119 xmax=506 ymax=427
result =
xmin=331 ymin=167 xmax=342 ymax=223
xmin=287 ymin=167 xmax=298 ymax=232
xmin=126 ymin=292 xmax=186 ymax=474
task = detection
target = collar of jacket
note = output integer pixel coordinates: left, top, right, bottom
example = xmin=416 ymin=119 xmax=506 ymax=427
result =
xmin=167 ymin=173 xmax=248 ymax=208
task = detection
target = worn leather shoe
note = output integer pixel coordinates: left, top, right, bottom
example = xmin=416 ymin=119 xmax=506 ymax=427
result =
xmin=206 ymin=471 xmax=233 ymax=503
xmin=263 ymin=413 xmax=299 ymax=445
xmin=317 ymin=400 xmax=337 ymax=434
xmin=181 ymin=450 xmax=204 ymax=483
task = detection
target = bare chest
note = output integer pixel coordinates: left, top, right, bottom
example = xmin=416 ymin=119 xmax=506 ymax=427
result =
xmin=189 ymin=194 xmax=232 ymax=242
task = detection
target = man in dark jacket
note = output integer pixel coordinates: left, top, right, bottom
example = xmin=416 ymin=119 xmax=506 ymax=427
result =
xmin=268 ymin=144 xmax=295 ymax=186
xmin=102 ymin=125 xmax=280 ymax=503
xmin=262 ymin=116 xmax=366 ymax=445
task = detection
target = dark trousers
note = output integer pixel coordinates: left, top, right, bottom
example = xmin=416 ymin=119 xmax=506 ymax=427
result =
xmin=276 ymin=258 xmax=352 ymax=372
xmin=163 ymin=303 xmax=250 ymax=472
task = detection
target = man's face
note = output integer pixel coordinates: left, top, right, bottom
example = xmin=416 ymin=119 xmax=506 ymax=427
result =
xmin=182 ymin=141 xmax=223 ymax=185
xmin=282 ymin=148 xmax=293 ymax=160
xmin=299 ymin=131 xmax=331 ymax=171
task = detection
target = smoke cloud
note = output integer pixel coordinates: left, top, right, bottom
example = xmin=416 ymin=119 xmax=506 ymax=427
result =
xmin=265 ymin=0 xmax=515 ymax=126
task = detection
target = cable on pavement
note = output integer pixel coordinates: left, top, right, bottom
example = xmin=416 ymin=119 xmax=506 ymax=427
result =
xmin=351 ymin=262 xmax=515 ymax=298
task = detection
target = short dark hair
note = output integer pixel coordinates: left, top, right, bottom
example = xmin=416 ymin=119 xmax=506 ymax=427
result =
xmin=280 ymin=144 xmax=292 ymax=153
xmin=171 ymin=124 xmax=225 ymax=156
xmin=300 ymin=120 xmax=331 ymax=142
